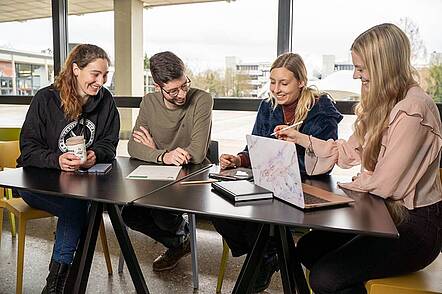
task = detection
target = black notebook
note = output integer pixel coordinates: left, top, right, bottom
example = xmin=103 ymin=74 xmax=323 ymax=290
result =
xmin=211 ymin=180 xmax=273 ymax=202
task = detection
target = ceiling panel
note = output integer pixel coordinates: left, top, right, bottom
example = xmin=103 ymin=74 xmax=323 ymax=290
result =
xmin=0 ymin=0 xmax=228 ymax=23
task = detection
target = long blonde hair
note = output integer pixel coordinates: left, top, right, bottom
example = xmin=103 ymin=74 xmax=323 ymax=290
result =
xmin=352 ymin=23 xmax=417 ymax=171
xmin=352 ymin=23 xmax=417 ymax=224
xmin=268 ymin=53 xmax=319 ymax=130
xmin=53 ymin=44 xmax=110 ymax=120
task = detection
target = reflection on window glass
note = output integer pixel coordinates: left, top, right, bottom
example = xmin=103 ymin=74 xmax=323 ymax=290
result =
xmin=292 ymin=0 xmax=442 ymax=102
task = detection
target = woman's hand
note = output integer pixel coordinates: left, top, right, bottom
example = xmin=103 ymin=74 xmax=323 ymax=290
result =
xmin=81 ymin=150 xmax=96 ymax=169
xmin=59 ymin=152 xmax=82 ymax=171
xmin=133 ymin=126 xmax=156 ymax=149
xmin=273 ymin=125 xmax=311 ymax=149
xmin=273 ymin=124 xmax=301 ymax=143
xmin=219 ymin=154 xmax=241 ymax=170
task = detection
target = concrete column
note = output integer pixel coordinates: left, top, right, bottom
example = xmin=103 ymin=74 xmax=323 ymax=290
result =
xmin=114 ymin=0 xmax=144 ymax=139
xmin=42 ymin=62 xmax=49 ymax=87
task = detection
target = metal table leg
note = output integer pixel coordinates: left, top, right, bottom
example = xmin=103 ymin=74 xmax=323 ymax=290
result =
xmin=232 ymin=224 xmax=270 ymax=294
xmin=65 ymin=201 xmax=103 ymax=294
xmin=107 ymin=204 xmax=150 ymax=294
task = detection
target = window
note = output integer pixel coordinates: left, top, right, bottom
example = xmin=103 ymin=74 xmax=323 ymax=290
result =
xmin=0 ymin=8 xmax=53 ymax=96
xmin=144 ymin=0 xmax=277 ymax=99
xmin=67 ymin=10 xmax=115 ymax=91
xmin=291 ymin=0 xmax=442 ymax=102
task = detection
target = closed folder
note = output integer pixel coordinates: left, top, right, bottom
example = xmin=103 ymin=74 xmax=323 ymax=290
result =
xmin=211 ymin=180 xmax=273 ymax=202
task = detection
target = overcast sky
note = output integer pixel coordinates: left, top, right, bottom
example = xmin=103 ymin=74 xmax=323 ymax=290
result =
xmin=1 ymin=0 xmax=441 ymax=74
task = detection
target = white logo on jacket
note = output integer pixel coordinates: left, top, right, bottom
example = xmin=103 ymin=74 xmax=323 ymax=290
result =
xmin=58 ymin=119 xmax=96 ymax=152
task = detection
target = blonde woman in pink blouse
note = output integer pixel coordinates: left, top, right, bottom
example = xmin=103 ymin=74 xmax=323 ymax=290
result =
xmin=275 ymin=23 xmax=442 ymax=294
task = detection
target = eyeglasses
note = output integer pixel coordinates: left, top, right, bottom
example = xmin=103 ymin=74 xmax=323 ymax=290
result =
xmin=161 ymin=77 xmax=191 ymax=98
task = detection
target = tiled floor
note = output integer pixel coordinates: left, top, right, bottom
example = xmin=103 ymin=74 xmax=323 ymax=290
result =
xmin=0 ymin=214 xmax=284 ymax=293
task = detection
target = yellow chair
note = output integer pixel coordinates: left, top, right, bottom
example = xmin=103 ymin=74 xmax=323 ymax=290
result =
xmin=0 ymin=127 xmax=21 ymax=141
xmin=0 ymin=140 xmax=20 ymax=239
xmin=0 ymin=128 xmax=21 ymax=238
xmin=0 ymin=198 xmax=6 ymax=246
xmin=216 ymin=239 xmax=230 ymax=293
xmin=365 ymin=253 xmax=442 ymax=294
xmin=0 ymin=140 xmax=113 ymax=294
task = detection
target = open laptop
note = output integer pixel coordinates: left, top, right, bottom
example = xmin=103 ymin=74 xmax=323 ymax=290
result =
xmin=246 ymin=134 xmax=354 ymax=209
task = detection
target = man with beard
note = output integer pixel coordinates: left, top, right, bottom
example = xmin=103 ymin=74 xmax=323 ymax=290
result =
xmin=122 ymin=51 xmax=213 ymax=271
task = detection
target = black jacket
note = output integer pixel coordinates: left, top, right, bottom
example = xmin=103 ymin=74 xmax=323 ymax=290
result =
xmin=17 ymin=85 xmax=120 ymax=169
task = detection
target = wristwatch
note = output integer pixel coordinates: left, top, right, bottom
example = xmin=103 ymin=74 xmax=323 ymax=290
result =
xmin=157 ymin=151 xmax=167 ymax=163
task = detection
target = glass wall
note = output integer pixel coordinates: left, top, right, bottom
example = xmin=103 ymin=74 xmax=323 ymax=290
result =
xmin=291 ymin=0 xmax=442 ymax=103
xmin=0 ymin=4 xmax=52 ymax=128
xmin=0 ymin=8 xmax=53 ymax=96
xmin=144 ymin=0 xmax=278 ymax=99
xmin=67 ymin=10 xmax=115 ymax=91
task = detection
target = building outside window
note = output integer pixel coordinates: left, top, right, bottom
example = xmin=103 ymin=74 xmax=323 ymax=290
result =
xmin=15 ymin=63 xmax=46 ymax=95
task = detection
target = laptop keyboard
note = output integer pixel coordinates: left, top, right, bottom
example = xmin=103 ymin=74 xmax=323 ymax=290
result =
xmin=304 ymin=194 xmax=329 ymax=205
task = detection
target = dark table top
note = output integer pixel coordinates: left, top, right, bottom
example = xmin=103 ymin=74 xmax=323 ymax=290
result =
xmin=0 ymin=157 xmax=211 ymax=205
xmin=133 ymin=167 xmax=399 ymax=238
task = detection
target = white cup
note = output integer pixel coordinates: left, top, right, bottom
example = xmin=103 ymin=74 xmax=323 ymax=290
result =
xmin=66 ymin=135 xmax=86 ymax=164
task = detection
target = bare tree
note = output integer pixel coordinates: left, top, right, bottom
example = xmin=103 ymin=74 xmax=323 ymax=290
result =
xmin=398 ymin=17 xmax=427 ymax=64
xmin=427 ymin=64 xmax=442 ymax=102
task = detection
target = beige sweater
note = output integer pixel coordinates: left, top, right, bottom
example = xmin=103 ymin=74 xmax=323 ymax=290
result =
xmin=306 ymin=86 xmax=442 ymax=209
xmin=128 ymin=88 xmax=213 ymax=164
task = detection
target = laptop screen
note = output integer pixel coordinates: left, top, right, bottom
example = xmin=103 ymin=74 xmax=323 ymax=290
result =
xmin=246 ymin=134 xmax=306 ymax=208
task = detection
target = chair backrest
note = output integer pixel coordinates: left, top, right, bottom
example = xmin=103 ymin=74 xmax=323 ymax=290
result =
xmin=0 ymin=128 xmax=21 ymax=141
xmin=207 ymin=140 xmax=219 ymax=164
xmin=0 ymin=140 xmax=20 ymax=169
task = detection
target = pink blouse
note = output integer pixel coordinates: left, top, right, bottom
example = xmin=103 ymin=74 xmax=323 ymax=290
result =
xmin=305 ymin=86 xmax=442 ymax=209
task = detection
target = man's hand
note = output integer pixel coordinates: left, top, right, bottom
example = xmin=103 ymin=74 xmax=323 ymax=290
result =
xmin=80 ymin=150 xmax=96 ymax=169
xmin=133 ymin=126 xmax=157 ymax=149
xmin=163 ymin=147 xmax=192 ymax=166
xmin=59 ymin=152 xmax=82 ymax=171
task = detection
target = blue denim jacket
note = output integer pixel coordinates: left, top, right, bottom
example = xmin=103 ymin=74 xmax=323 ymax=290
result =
xmin=240 ymin=94 xmax=343 ymax=174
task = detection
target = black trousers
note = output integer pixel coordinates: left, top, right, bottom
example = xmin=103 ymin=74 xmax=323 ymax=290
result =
xmin=122 ymin=205 xmax=189 ymax=249
xmin=297 ymin=201 xmax=442 ymax=294
xmin=212 ymin=218 xmax=278 ymax=258
xmin=212 ymin=218 xmax=261 ymax=257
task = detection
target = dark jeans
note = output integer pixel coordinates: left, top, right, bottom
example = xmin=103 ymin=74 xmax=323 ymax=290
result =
xmin=122 ymin=205 xmax=189 ymax=249
xmin=297 ymin=201 xmax=442 ymax=294
xmin=18 ymin=190 xmax=89 ymax=264
xmin=212 ymin=218 xmax=276 ymax=257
